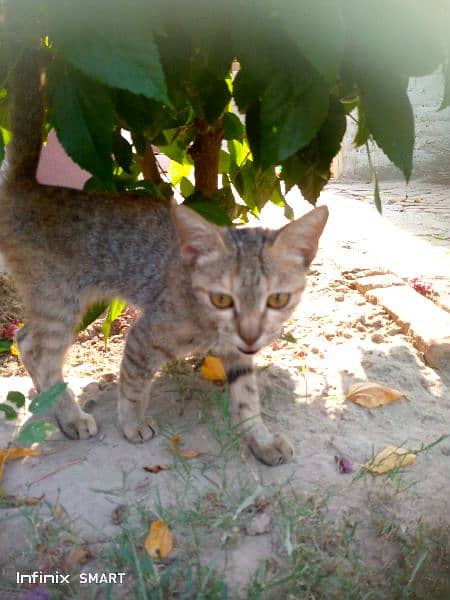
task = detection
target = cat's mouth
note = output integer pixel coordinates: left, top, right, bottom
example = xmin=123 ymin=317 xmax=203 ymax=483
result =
xmin=238 ymin=347 xmax=258 ymax=355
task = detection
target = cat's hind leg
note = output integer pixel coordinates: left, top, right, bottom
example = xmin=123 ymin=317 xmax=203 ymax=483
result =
xmin=16 ymin=314 xmax=98 ymax=440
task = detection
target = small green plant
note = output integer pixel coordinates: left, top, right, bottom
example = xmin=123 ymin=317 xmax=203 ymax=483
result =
xmin=76 ymin=296 xmax=127 ymax=347
xmin=0 ymin=382 xmax=66 ymax=445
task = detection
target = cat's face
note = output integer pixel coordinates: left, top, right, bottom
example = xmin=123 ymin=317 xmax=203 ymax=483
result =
xmin=172 ymin=203 xmax=328 ymax=355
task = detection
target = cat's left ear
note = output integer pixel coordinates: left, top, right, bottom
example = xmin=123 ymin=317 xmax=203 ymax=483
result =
xmin=270 ymin=206 xmax=329 ymax=267
xmin=171 ymin=200 xmax=226 ymax=265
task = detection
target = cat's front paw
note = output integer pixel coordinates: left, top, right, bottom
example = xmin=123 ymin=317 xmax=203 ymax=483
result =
xmin=120 ymin=416 xmax=158 ymax=443
xmin=247 ymin=432 xmax=294 ymax=466
xmin=56 ymin=409 xmax=98 ymax=440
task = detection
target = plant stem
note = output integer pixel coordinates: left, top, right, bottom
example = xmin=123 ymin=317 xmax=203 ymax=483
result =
xmin=139 ymin=144 xmax=163 ymax=185
xmin=189 ymin=117 xmax=223 ymax=198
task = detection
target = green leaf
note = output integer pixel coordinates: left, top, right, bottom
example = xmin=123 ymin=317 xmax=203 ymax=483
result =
xmin=16 ymin=421 xmax=58 ymax=446
xmin=169 ymin=159 xmax=193 ymax=186
xmin=50 ymin=8 xmax=169 ymax=103
xmin=354 ymin=103 xmax=369 ymax=147
xmin=103 ymin=298 xmax=126 ymax=346
xmin=440 ymin=58 xmax=450 ymax=111
xmin=113 ymin=132 xmax=133 ymax=173
xmin=358 ymin=72 xmax=414 ymax=181
xmin=365 ymin=140 xmax=383 ymax=215
xmin=0 ymin=340 xmax=11 ymax=354
xmin=29 ymin=383 xmax=67 ymax=415
xmin=281 ymin=97 xmax=346 ymax=204
xmin=218 ymin=150 xmax=231 ymax=174
xmin=76 ymin=300 xmax=109 ymax=334
xmin=0 ymin=403 xmax=17 ymax=421
xmin=7 ymin=391 xmax=25 ymax=408
xmin=195 ymin=78 xmax=231 ymax=123
xmin=222 ymin=112 xmax=244 ymax=141
xmin=180 ymin=176 xmax=195 ymax=198
xmin=228 ymin=140 xmax=249 ymax=168
xmin=187 ymin=199 xmax=232 ymax=226
xmin=258 ymin=70 xmax=329 ymax=168
xmin=83 ymin=177 xmax=117 ymax=193
xmin=115 ymin=90 xmax=172 ymax=139
xmin=47 ymin=62 xmax=114 ymax=181
xmin=274 ymin=0 xmax=344 ymax=84
xmin=233 ymin=68 xmax=265 ymax=113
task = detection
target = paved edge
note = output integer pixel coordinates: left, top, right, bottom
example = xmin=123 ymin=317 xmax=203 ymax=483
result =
xmin=363 ymin=284 xmax=450 ymax=371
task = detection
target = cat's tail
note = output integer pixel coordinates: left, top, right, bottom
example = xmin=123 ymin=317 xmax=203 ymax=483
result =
xmin=1 ymin=41 xmax=44 ymax=187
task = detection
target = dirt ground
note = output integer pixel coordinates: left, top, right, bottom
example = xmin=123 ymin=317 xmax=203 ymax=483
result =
xmin=0 ymin=185 xmax=449 ymax=599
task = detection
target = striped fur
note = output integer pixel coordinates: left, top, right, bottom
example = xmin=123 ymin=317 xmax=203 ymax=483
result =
xmin=0 ymin=45 xmax=328 ymax=465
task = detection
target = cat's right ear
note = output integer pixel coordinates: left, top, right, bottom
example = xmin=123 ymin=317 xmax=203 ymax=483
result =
xmin=171 ymin=200 xmax=226 ymax=265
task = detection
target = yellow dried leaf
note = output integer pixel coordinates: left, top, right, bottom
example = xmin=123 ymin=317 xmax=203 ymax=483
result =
xmin=364 ymin=445 xmax=416 ymax=475
xmin=9 ymin=323 xmax=23 ymax=357
xmin=200 ymin=356 xmax=226 ymax=382
xmin=0 ymin=447 xmax=40 ymax=480
xmin=178 ymin=448 xmax=207 ymax=460
xmin=145 ymin=520 xmax=173 ymax=559
xmin=346 ymin=382 xmax=405 ymax=408
xmin=63 ymin=545 xmax=92 ymax=569
xmin=169 ymin=434 xmax=183 ymax=454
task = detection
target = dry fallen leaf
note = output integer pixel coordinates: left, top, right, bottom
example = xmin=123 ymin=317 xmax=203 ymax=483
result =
xmin=63 ymin=545 xmax=93 ymax=569
xmin=143 ymin=464 xmax=170 ymax=473
xmin=111 ymin=504 xmax=127 ymax=525
xmin=200 ymin=356 xmax=226 ymax=382
xmin=346 ymin=382 xmax=406 ymax=408
xmin=178 ymin=449 xmax=207 ymax=460
xmin=0 ymin=447 xmax=40 ymax=480
xmin=168 ymin=434 xmax=206 ymax=460
xmin=364 ymin=445 xmax=416 ymax=475
xmin=170 ymin=433 xmax=182 ymax=448
xmin=0 ymin=493 xmax=44 ymax=508
xmin=145 ymin=520 xmax=173 ymax=559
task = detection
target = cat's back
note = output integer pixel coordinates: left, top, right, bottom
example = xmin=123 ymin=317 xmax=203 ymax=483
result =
xmin=0 ymin=182 xmax=179 ymax=301
xmin=1 ymin=182 xmax=173 ymax=254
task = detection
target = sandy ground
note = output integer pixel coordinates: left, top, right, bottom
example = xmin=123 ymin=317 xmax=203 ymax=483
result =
xmin=0 ymin=183 xmax=449 ymax=597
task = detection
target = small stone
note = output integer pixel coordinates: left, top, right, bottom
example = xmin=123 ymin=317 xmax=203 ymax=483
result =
xmin=335 ymin=294 xmax=345 ymax=302
xmin=246 ymin=511 xmax=272 ymax=536
xmin=388 ymin=327 xmax=403 ymax=336
xmin=343 ymin=332 xmax=352 ymax=339
xmin=311 ymin=347 xmax=320 ymax=354
xmin=324 ymin=332 xmax=335 ymax=340
xmin=356 ymin=325 xmax=366 ymax=332
xmin=371 ymin=333 xmax=384 ymax=343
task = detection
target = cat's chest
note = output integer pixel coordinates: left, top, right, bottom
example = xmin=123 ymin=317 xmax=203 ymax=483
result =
xmin=174 ymin=323 xmax=216 ymax=356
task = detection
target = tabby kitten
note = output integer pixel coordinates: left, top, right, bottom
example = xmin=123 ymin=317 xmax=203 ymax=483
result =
xmin=0 ymin=47 xmax=328 ymax=466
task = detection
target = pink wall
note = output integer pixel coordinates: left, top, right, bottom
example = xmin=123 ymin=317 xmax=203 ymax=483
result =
xmin=37 ymin=130 xmax=90 ymax=189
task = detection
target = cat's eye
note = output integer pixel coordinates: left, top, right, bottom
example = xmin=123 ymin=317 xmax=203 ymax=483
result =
xmin=210 ymin=292 xmax=234 ymax=309
xmin=267 ymin=292 xmax=291 ymax=309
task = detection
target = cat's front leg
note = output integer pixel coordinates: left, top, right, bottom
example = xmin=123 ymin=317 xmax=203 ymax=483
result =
xmin=223 ymin=356 xmax=294 ymax=466
xmin=118 ymin=317 xmax=170 ymax=443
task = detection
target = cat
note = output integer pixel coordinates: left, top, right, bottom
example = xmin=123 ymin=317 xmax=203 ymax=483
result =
xmin=0 ymin=45 xmax=328 ymax=466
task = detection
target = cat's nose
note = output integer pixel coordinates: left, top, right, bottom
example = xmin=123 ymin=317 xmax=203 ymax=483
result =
xmin=237 ymin=320 xmax=261 ymax=351
xmin=240 ymin=333 xmax=259 ymax=347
